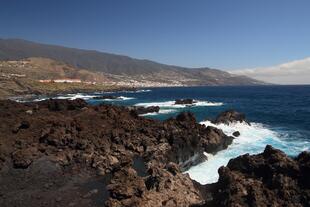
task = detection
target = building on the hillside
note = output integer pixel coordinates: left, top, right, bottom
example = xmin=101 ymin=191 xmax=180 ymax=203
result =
xmin=39 ymin=80 xmax=52 ymax=83
xmin=53 ymin=79 xmax=82 ymax=83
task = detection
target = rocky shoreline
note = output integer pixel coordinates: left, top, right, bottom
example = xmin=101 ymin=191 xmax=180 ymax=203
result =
xmin=6 ymin=86 xmax=137 ymax=102
xmin=0 ymin=99 xmax=309 ymax=207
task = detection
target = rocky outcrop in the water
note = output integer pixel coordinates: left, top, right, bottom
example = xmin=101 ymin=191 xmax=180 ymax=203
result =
xmin=175 ymin=99 xmax=197 ymax=105
xmin=0 ymin=99 xmax=233 ymax=207
xmin=213 ymin=109 xmax=250 ymax=125
xmin=196 ymin=145 xmax=310 ymax=207
xmin=93 ymin=95 xmax=120 ymax=100
xmin=162 ymin=112 xmax=234 ymax=171
xmin=128 ymin=106 xmax=160 ymax=115
xmin=232 ymin=131 xmax=240 ymax=137
xmin=200 ymin=126 xmax=234 ymax=154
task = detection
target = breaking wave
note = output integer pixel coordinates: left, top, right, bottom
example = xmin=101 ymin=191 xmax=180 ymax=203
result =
xmin=31 ymin=94 xmax=135 ymax=101
xmin=186 ymin=120 xmax=309 ymax=184
xmin=135 ymin=100 xmax=223 ymax=108
xmin=139 ymin=109 xmax=178 ymax=116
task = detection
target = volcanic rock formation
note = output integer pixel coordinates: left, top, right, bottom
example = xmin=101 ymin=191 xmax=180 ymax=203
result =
xmin=0 ymin=99 xmax=231 ymax=207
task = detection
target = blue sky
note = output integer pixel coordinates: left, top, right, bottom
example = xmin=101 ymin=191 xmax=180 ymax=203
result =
xmin=1 ymin=0 xmax=310 ymax=70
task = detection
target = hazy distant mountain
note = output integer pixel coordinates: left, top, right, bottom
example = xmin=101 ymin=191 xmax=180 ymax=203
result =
xmin=233 ymin=57 xmax=310 ymax=85
xmin=0 ymin=38 xmax=264 ymax=86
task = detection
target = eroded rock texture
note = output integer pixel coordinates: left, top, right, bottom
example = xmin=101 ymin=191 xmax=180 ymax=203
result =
xmin=0 ymin=99 xmax=232 ymax=207
xmin=197 ymin=145 xmax=310 ymax=207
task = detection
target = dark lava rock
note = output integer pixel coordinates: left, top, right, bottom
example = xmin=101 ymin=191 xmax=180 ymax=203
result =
xmin=93 ymin=95 xmax=120 ymax=100
xmin=197 ymin=145 xmax=310 ymax=207
xmin=232 ymin=131 xmax=240 ymax=137
xmin=200 ymin=126 xmax=234 ymax=154
xmin=6 ymin=99 xmax=304 ymax=207
xmin=175 ymin=99 xmax=197 ymax=105
xmin=12 ymin=120 xmax=30 ymax=133
xmin=166 ymin=162 xmax=180 ymax=176
xmin=163 ymin=112 xmax=232 ymax=171
xmin=0 ymin=99 xmax=209 ymax=206
xmin=11 ymin=148 xmax=35 ymax=168
xmin=38 ymin=98 xmax=88 ymax=111
xmin=129 ymin=106 xmax=160 ymax=115
xmin=213 ymin=110 xmax=250 ymax=125
xmin=176 ymin=111 xmax=197 ymax=123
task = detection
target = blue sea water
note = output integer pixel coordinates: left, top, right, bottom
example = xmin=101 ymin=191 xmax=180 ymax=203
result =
xmin=34 ymin=85 xmax=310 ymax=184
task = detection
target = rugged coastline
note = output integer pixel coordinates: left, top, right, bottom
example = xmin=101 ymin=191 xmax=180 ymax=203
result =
xmin=0 ymin=99 xmax=309 ymax=207
xmin=0 ymin=79 xmax=136 ymax=101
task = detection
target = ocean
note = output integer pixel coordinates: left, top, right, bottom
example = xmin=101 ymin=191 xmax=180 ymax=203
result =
xmin=31 ymin=85 xmax=310 ymax=184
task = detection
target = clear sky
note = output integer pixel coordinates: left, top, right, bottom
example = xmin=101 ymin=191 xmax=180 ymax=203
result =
xmin=1 ymin=0 xmax=310 ymax=70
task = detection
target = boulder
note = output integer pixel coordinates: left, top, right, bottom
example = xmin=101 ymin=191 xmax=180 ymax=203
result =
xmin=232 ymin=131 xmax=240 ymax=137
xmin=213 ymin=110 xmax=250 ymax=125
xmin=200 ymin=126 xmax=234 ymax=154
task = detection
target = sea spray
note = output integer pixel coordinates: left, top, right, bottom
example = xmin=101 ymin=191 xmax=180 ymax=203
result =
xmin=186 ymin=120 xmax=309 ymax=184
xmin=139 ymin=109 xmax=177 ymax=116
xmin=135 ymin=100 xmax=223 ymax=108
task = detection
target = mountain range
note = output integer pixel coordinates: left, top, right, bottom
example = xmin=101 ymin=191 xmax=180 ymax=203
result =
xmin=0 ymin=38 xmax=264 ymax=86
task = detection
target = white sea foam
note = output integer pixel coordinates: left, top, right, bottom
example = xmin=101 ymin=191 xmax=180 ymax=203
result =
xmin=54 ymin=94 xmax=96 ymax=100
xmin=99 ymin=96 xmax=135 ymax=101
xmin=135 ymin=100 xmax=223 ymax=108
xmin=22 ymin=94 xmax=135 ymax=102
xmin=118 ymin=96 xmax=135 ymax=100
xmin=135 ymin=89 xmax=152 ymax=93
xmin=185 ymin=120 xmax=309 ymax=184
xmin=30 ymin=97 xmax=48 ymax=102
xmin=122 ymin=89 xmax=152 ymax=93
xmin=140 ymin=109 xmax=177 ymax=116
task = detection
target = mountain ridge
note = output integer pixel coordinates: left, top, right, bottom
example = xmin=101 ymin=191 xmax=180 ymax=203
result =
xmin=0 ymin=38 xmax=265 ymax=86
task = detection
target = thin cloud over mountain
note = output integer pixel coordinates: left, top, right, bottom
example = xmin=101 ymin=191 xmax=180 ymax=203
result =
xmin=233 ymin=57 xmax=310 ymax=84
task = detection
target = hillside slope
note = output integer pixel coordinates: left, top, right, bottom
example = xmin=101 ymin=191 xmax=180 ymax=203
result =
xmin=0 ymin=58 xmax=126 ymax=98
xmin=0 ymin=57 xmax=109 ymax=82
xmin=0 ymin=38 xmax=264 ymax=86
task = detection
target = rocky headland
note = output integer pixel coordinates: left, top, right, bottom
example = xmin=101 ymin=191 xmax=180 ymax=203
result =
xmin=0 ymin=99 xmax=309 ymax=207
